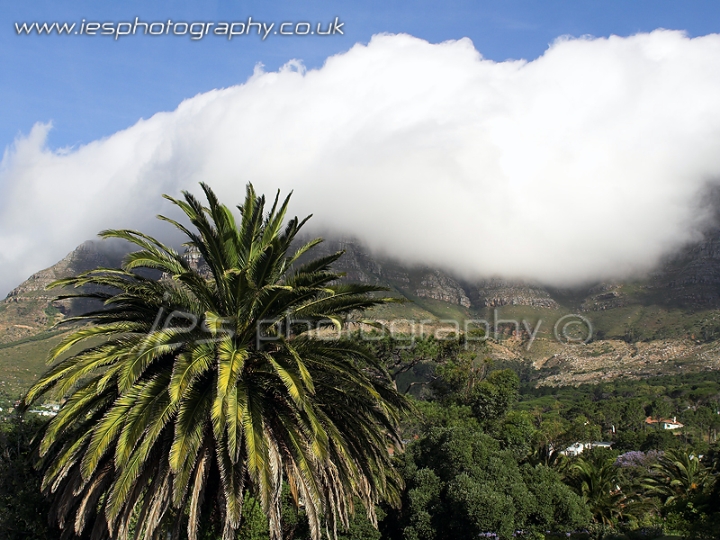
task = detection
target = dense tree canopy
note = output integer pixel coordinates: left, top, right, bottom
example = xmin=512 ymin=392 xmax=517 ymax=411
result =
xmin=381 ymin=413 xmax=590 ymax=540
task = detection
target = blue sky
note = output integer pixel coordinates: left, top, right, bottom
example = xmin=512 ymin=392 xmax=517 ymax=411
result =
xmin=2 ymin=0 xmax=720 ymax=151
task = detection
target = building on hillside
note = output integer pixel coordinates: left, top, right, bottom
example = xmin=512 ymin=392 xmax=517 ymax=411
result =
xmin=561 ymin=441 xmax=613 ymax=457
xmin=645 ymin=416 xmax=684 ymax=430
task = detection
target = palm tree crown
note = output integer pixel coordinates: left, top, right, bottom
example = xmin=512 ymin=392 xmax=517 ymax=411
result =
xmin=568 ymin=453 xmax=650 ymax=526
xmin=642 ymin=449 xmax=710 ymax=506
xmin=23 ymin=183 xmax=409 ymax=540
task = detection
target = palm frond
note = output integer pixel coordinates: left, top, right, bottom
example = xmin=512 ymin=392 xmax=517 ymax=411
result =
xmin=25 ymin=182 xmax=409 ymax=540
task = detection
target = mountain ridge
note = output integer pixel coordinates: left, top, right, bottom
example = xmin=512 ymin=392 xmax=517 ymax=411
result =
xmin=2 ymin=228 xmax=720 ymax=391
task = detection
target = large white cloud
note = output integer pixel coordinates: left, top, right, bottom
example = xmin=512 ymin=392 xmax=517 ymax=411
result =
xmin=3 ymin=30 xmax=720 ymax=296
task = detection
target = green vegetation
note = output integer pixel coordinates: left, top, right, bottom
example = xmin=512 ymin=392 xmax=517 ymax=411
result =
xmin=21 ymin=184 xmax=410 ymax=540
xmin=0 ymin=331 xmax=69 ymax=396
xmin=0 ymin=329 xmax=68 ymax=351
xmin=5 ymin=328 xmax=720 ymax=539
xmin=3 ymin=186 xmax=720 ymax=539
xmin=517 ymin=371 xmax=720 ymax=454
xmin=373 ymin=335 xmax=720 ymax=539
xmin=473 ymin=303 xmax=720 ymax=344
xmin=379 ymin=374 xmax=591 ymax=540
xmin=0 ymin=415 xmax=60 ymax=540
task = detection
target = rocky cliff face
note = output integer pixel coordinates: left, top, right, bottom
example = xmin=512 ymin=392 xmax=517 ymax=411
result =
xmin=5 ymin=223 xmax=720 ymax=347
xmin=580 ymin=283 xmax=627 ymax=311
xmin=0 ymin=242 xmax=126 ymax=343
xmin=299 ymin=238 xmax=381 ymax=285
xmin=414 ymin=271 xmax=471 ymax=307
xmin=646 ymin=228 xmax=720 ymax=308
xmin=464 ymin=278 xmax=559 ymax=309
xmin=304 ymin=237 xmax=560 ymax=311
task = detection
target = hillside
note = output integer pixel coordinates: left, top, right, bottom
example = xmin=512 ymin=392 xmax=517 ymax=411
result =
xmin=2 ymin=227 xmax=720 ymax=395
xmin=0 ymin=241 xmax=126 ymax=345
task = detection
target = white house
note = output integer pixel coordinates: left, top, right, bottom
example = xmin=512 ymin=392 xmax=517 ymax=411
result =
xmin=561 ymin=441 xmax=613 ymax=457
xmin=645 ymin=416 xmax=684 ymax=430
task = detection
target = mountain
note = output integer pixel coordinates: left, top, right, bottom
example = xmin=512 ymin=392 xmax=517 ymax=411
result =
xmin=307 ymin=238 xmax=560 ymax=313
xmin=2 ymin=228 xmax=720 ymax=394
xmin=0 ymin=241 xmax=126 ymax=345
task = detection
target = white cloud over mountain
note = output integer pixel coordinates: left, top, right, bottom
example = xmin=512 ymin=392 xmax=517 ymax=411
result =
xmin=3 ymin=30 xmax=720 ymax=295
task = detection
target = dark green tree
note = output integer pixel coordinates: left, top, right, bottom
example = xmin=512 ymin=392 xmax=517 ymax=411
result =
xmin=646 ymin=399 xmax=672 ymax=422
xmin=383 ymin=416 xmax=590 ymax=540
xmin=495 ymin=410 xmax=536 ymax=459
xmin=469 ymin=369 xmax=520 ymax=425
xmin=0 ymin=415 xmax=60 ymax=539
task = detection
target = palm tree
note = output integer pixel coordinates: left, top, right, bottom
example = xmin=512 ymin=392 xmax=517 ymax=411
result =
xmin=568 ymin=453 xmax=650 ymax=526
xmin=642 ymin=449 xmax=710 ymax=506
xmin=22 ymin=183 xmax=410 ymax=540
